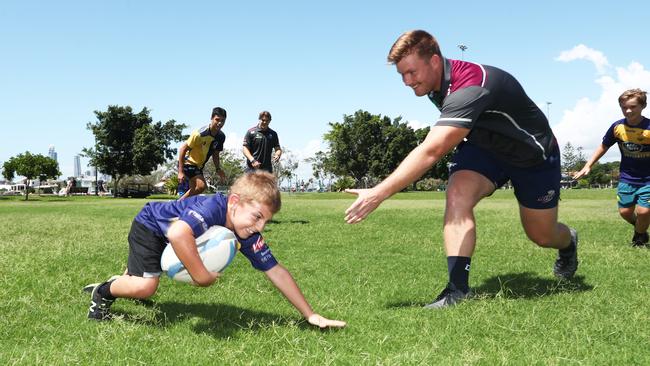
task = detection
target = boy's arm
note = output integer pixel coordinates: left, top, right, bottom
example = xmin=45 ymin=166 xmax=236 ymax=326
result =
xmin=264 ymin=264 xmax=346 ymax=328
xmin=167 ymin=220 xmax=220 ymax=287
xmin=211 ymin=151 xmax=226 ymax=182
xmin=177 ymin=142 xmax=189 ymax=181
xmin=573 ymin=143 xmax=610 ymax=179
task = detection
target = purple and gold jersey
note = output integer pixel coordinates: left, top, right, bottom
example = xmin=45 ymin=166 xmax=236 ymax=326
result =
xmin=602 ymin=117 xmax=650 ymax=185
xmin=184 ymin=125 xmax=225 ymax=169
xmin=134 ymin=194 xmax=277 ymax=271
xmin=428 ymin=58 xmax=556 ymax=167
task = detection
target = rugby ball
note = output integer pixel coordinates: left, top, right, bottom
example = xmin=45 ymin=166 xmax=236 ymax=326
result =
xmin=161 ymin=225 xmax=240 ymax=283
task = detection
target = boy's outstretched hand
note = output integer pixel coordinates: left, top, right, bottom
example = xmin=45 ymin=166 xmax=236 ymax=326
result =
xmin=307 ymin=313 xmax=347 ymax=328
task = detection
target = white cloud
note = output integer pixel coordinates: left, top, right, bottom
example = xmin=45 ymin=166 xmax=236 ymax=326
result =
xmin=289 ymin=139 xmax=326 ymax=181
xmin=223 ymin=131 xmax=242 ymax=151
xmin=407 ymin=119 xmax=430 ymax=130
xmin=552 ymin=50 xmax=650 ymax=162
xmin=555 ymin=44 xmax=610 ymax=74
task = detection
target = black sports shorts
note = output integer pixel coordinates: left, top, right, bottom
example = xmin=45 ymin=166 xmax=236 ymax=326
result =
xmin=127 ymin=220 xmax=167 ymax=277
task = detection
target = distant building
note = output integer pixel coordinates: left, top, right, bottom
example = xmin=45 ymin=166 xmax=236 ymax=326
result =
xmin=48 ymin=145 xmax=58 ymax=163
xmin=74 ymin=155 xmax=81 ymax=178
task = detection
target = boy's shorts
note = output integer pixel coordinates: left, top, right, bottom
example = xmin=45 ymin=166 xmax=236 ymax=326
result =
xmin=617 ymin=182 xmax=650 ymax=208
xmin=127 ymin=220 xmax=167 ymax=278
xmin=178 ymin=165 xmax=204 ymax=196
xmin=182 ymin=164 xmax=203 ymax=179
xmin=449 ymin=142 xmax=561 ymax=209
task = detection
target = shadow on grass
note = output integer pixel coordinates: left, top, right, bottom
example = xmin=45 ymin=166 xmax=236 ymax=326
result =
xmin=385 ymin=271 xmax=593 ymax=308
xmin=473 ymin=272 xmax=593 ymax=299
xmin=116 ymin=301 xmax=330 ymax=338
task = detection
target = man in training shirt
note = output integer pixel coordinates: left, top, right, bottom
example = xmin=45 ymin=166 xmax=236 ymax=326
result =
xmin=243 ymin=110 xmax=282 ymax=173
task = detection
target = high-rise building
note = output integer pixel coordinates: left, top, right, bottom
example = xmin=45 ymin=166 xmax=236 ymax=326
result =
xmin=74 ymin=155 xmax=81 ymax=178
xmin=48 ymin=145 xmax=57 ymax=162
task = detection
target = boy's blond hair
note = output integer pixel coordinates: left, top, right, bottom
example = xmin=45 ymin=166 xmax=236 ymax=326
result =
xmin=388 ymin=30 xmax=442 ymax=65
xmin=230 ymin=171 xmax=281 ymax=214
xmin=619 ymin=88 xmax=647 ymax=108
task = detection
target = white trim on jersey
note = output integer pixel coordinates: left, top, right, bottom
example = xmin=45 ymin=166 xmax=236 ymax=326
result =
xmin=468 ymin=62 xmax=487 ymax=87
xmin=485 ymin=110 xmax=547 ymax=160
xmin=438 ymin=117 xmax=473 ymax=123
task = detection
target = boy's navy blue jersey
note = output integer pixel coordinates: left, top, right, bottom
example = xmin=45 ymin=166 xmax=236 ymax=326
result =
xmin=134 ymin=194 xmax=278 ymax=271
xmin=602 ymin=117 xmax=650 ymax=185
xmin=428 ymin=58 xmax=556 ymax=168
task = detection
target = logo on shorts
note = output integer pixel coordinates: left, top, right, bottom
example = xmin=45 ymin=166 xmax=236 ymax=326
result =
xmin=537 ymin=190 xmax=556 ymax=204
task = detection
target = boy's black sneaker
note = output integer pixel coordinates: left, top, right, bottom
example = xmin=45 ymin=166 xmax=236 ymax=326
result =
xmin=88 ymin=282 xmax=114 ymax=321
xmin=553 ymin=228 xmax=579 ymax=279
xmin=631 ymin=232 xmax=649 ymax=248
xmin=423 ymin=286 xmax=472 ymax=309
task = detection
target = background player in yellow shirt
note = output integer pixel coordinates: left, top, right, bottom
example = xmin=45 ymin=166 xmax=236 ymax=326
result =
xmin=177 ymin=107 xmax=227 ymax=200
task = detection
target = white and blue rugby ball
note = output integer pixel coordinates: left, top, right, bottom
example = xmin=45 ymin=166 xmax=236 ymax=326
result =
xmin=161 ymin=225 xmax=240 ymax=283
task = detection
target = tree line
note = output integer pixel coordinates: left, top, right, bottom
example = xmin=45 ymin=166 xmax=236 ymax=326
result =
xmin=2 ymin=105 xmax=622 ymax=200
xmin=561 ymin=141 xmax=620 ymax=188
xmin=308 ymin=110 xmax=451 ymax=190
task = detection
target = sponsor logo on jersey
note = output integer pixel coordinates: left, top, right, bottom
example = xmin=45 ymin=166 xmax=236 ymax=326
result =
xmin=623 ymin=142 xmax=642 ymax=152
xmin=187 ymin=210 xmax=208 ymax=231
xmin=252 ymin=236 xmax=265 ymax=253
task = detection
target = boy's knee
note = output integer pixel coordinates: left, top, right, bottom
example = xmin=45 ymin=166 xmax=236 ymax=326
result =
xmin=133 ymin=281 xmax=158 ymax=299
xmin=637 ymin=207 xmax=650 ymax=217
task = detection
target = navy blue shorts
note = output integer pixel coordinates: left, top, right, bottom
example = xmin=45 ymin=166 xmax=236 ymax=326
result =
xmin=449 ymin=143 xmax=561 ymax=209
xmin=178 ymin=165 xmax=204 ymax=196
xmin=182 ymin=164 xmax=203 ymax=179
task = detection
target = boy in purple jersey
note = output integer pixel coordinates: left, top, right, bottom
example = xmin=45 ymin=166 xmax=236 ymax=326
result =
xmin=575 ymin=89 xmax=650 ymax=247
xmin=85 ymin=171 xmax=345 ymax=328
xmin=345 ymin=30 xmax=578 ymax=308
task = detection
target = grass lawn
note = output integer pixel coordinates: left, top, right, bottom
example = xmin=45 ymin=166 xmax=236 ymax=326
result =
xmin=1 ymin=189 xmax=649 ymax=365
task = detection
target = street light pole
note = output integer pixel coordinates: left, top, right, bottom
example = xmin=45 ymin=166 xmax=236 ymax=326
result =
xmin=458 ymin=44 xmax=468 ymax=60
xmin=546 ymin=101 xmax=552 ymax=122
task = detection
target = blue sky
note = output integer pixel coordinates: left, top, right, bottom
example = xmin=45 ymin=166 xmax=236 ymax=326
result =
xmin=2 ymin=1 xmax=649 ymax=181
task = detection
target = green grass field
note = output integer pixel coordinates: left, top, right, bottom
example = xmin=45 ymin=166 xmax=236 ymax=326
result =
xmin=1 ymin=189 xmax=649 ymax=365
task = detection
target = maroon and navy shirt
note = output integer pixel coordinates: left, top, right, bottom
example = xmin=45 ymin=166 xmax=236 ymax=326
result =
xmin=134 ymin=193 xmax=278 ymax=271
xmin=602 ymin=117 xmax=650 ymax=185
xmin=428 ymin=58 xmax=556 ymax=167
